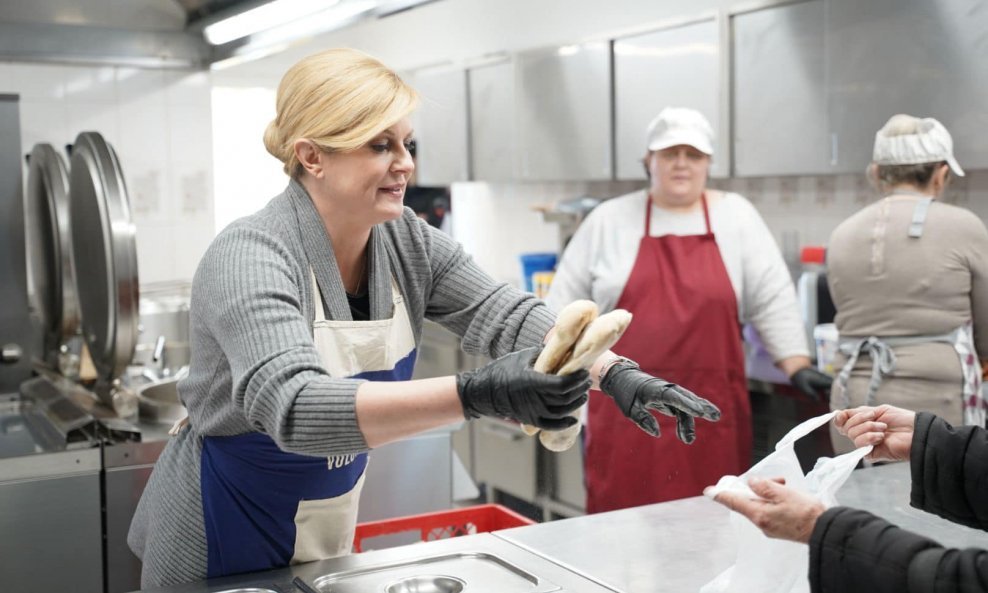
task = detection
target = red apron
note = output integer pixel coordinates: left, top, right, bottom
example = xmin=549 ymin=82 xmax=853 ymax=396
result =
xmin=585 ymin=194 xmax=751 ymax=513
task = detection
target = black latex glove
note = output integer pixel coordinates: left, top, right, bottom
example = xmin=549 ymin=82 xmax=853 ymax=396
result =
xmin=790 ymin=367 xmax=832 ymax=402
xmin=600 ymin=360 xmax=721 ymax=442
xmin=456 ymin=346 xmax=591 ymax=430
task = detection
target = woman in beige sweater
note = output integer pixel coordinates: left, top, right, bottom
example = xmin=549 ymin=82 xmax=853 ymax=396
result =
xmin=826 ymin=114 xmax=988 ymax=452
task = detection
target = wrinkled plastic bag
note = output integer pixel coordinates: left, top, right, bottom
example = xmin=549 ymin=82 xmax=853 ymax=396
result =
xmin=700 ymin=411 xmax=872 ymax=593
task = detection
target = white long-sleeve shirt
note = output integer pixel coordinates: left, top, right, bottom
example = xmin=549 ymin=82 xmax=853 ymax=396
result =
xmin=546 ymin=189 xmax=809 ymax=362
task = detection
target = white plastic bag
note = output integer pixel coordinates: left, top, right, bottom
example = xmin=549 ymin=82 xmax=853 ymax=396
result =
xmin=700 ymin=412 xmax=872 ymax=593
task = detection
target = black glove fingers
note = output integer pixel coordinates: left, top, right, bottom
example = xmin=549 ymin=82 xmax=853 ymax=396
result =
xmin=539 ymin=375 xmax=591 ymax=406
xmin=534 ymin=415 xmax=579 ymax=430
xmin=521 ymin=367 xmax=587 ymax=392
xmin=553 ymin=368 xmax=591 ymax=390
xmin=791 ymin=367 xmax=833 ymax=402
xmin=634 ymin=409 xmax=660 ymax=437
xmin=545 ymin=391 xmax=588 ymax=416
xmin=675 ymin=410 xmax=696 ymax=444
xmin=652 ymin=384 xmax=721 ymax=421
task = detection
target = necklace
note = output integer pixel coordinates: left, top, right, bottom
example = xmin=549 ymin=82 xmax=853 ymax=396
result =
xmin=346 ymin=255 xmax=367 ymax=297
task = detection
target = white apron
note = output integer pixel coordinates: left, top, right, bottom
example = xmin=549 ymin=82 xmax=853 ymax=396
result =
xmin=182 ymin=270 xmax=417 ymax=579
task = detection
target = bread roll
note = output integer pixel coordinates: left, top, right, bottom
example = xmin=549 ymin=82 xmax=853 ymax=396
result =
xmin=556 ymin=310 xmax=633 ymax=375
xmin=539 ymin=309 xmax=633 ymax=451
xmin=521 ymin=300 xmax=599 ymax=436
xmin=534 ymin=300 xmax=598 ymax=374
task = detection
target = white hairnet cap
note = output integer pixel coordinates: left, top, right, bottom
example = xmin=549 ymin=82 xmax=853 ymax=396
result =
xmin=873 ymin=114 xmax=964 ymax=177
xmin=646 ymin=107 xmax=714 ymax=156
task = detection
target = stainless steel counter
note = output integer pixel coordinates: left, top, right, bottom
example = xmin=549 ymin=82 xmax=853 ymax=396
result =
xmin=837 ymin=462 xmax=988 ymax=549
xmin=125 ymin=461 xmax=988 ymax=593
xmin=497 ymin=494 xmax=735 ymax=592
xmin=131 ymin=533 xmax=620 ymax=593
xmin=495 ymin=461 xmax=988 ymax=592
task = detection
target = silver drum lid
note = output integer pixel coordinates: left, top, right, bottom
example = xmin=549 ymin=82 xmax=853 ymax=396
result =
xmin=25 ymin=143 xmax=79 ymax=358
xmin=68 ymin=132 xmax=139 ymax=386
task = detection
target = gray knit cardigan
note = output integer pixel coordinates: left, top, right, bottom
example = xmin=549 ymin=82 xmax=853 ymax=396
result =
xmin=128 ymin=179 xmax=555 ymax=587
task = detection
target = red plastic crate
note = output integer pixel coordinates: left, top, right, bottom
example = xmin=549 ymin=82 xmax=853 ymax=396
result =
xmin=352 ymin=504 xmax=534 ymax=553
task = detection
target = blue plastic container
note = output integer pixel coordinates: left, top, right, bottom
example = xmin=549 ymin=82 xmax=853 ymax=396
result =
xmin=519 ymin=253 xmax=558 ymax=293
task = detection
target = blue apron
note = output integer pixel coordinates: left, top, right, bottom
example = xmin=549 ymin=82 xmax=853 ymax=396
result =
xmin=200 ymin=274 xmax=416 ymax=578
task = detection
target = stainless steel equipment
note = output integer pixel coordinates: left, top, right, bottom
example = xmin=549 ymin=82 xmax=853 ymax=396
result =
xmin=0 ymin=118 xmax=151 ymax=593
xmin=130 ymin=534 xmax=620 ymax=593
xmin=0 ymin=96 xmax=104 ymax=593
xmin=537 ymin=196 xmax=601 ymax=252
xmin=69 ymin=131 xmax=140 ymax=403
xmin=497 ymin=462 xmax=988 ymax=592
xmin=516 ymin=43 xmax=612 ymax=181
xmin=358 ymin=424 xmax=459 ymax=527
xmin=133 ymin=283 xmax=192 ymax=377
xmin=0 ymin=95 xmax=34 ymax=393
xmin=24 ymin=143 xmax=80 ymax=367
xmin=313 ymin=550 xmax=560 ymax=592
xmin=122 ymin=462 xmax=988 ymax=593
xmin=103 ymin=436 xmax=168 ymax=593
xmin=614 ymin=18 xmax=724 ymax=179
xmin=136 ymin=378 xmax=186 ymax=425
xmin=0 ymin=387 xmax=105 ymax=593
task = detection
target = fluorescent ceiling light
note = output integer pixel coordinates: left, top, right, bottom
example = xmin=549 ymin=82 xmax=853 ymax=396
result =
xmin=237 ymin=0 xmax=376 ymax=47
xmin=204 ymin=0 xmax=343 ymax=45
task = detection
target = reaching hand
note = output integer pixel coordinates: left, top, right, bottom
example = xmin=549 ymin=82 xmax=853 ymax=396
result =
xmin=456 ymin=346 xmax=591 ymax=430
xmin=789 ymin=367 xmax=833 ymax=403
xmin=599 ymin=359 xmax=721 ymax=442
xmin=834 ymin=405 xmax=915 ymax=462
xmin=707 ymin=477 xmax=825 ymax=544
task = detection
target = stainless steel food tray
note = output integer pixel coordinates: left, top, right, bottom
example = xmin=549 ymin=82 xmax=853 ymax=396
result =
xmin=313 ymin=551 xmax=560 ymax=592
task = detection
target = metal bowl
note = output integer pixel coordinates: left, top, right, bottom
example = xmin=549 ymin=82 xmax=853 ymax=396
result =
xmin=136 ymin=378 xmax=186 ymax=425
xmin=384 ymin=575 xmax=465 ymax=593
xmin=213 ymin=589 xmax=280 ymax=593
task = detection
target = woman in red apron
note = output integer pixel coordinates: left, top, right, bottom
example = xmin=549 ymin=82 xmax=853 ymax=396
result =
xmin=548 ymin=107 xmax=832 ymax=512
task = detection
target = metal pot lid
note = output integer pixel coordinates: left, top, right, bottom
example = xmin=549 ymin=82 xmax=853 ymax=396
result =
xmin=25 ymin=143 xmax=80 ymax=357
xmin=68 ymin=132 xmax=139 ymax=384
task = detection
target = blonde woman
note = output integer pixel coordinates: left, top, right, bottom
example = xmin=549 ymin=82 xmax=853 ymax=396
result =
xmin=126 ymin=49 xmax=719 ymax=587
xmin=827 ymin=114 xmax=988 ymax=453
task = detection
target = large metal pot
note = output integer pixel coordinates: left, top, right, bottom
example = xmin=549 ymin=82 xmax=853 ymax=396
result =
xmin=136 ymin=378 xmax=186 ymax=425
xmin=133 ymin=292 xmax=191 ymax=373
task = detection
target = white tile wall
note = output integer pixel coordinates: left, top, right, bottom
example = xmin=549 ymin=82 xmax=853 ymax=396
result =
xmin=454 ymin=171 xmax=988 ymax=285
xmin=0 ymin=61 xmax=215 ymax=286
xmin=210 ymin=85 xmax=287 ymax=233
xmin=450 ymin=179 xmax=639 ymax=286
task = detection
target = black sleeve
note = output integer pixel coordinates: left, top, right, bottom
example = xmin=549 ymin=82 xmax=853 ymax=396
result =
xmin=809 ymin=507 xmax=942 ymax=593
xmin=911 ymin=412 xmax=988 ymax=530
xmin=810 ymin=506 xmax=988 ymax=593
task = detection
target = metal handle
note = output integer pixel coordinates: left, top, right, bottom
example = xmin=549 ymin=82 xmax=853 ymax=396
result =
xmin=0 ymin=343 xmax=22 ymax=364
xmin=152 ymin=335 xmax=166 ymax=363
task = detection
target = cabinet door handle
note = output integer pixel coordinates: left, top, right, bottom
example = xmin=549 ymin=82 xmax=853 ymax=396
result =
xmin=481 ymin=422 xmax=524 ymax=442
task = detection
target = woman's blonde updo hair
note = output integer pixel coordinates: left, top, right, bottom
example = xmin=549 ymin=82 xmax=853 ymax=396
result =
xmin=263 ymin=48 xmax=419 ymax=177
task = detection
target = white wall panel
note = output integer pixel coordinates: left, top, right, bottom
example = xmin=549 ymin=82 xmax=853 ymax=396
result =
xmin=0 ymin=61 xmax=215 ymax=284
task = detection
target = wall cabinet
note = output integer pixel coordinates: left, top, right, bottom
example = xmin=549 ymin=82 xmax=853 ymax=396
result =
xmin=614 ymin=19 xmax=725 ymax=179
xmin=468 ymin=59 xmax=516 ymax=181
xmin=826 ymin=0 xmax=988 ymax=172
xmin=409 ymin=67 xmax=470 ymax=185
xmin=515 ymin=43 xmax=612 ymax=181
xmin=413 ymin=0 xmax=988 ymax=182
xmin=733 ymin=0 xmax=830 ymax=176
